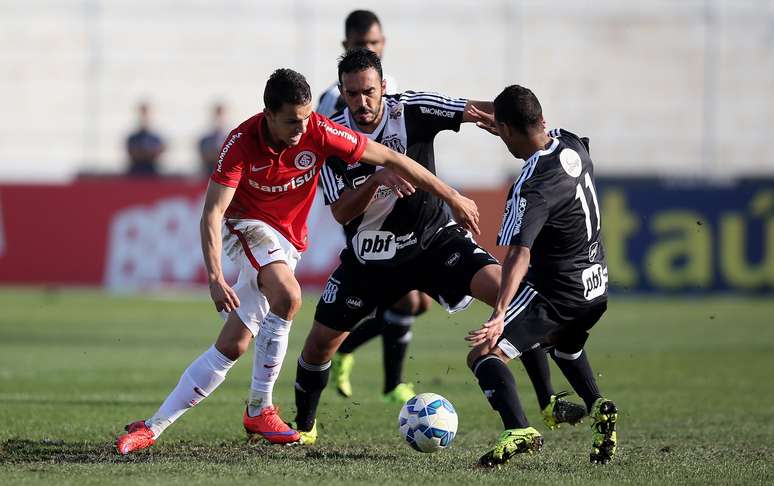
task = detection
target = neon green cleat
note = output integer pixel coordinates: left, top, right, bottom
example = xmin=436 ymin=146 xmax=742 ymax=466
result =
xmin=479 ymin=427 xmax=543 ymax=468
xmin=290 ymin=420 xmax=317 ymax=446
xmin=382 ymin=383 xmax=415 ymax=404
xmin=542 ymin=391 xmax=586 ymax=429
xmin=589 ymin=398 xmax=618 ymax=464
xmin=331 ymin=353 xmax=354 ymax=398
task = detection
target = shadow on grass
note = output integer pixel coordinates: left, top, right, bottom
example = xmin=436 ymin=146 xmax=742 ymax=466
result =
xmin=0 ymin=438 xmax=399 ymax=466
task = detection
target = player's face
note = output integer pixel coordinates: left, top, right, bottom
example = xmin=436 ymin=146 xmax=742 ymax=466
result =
xmin=265 ymin=102 xmax=314 ymax=147
xmin=340 ymin=68 xmax=386 ymax=127
xmin=343 ymin=24 xmax=385 ymax=58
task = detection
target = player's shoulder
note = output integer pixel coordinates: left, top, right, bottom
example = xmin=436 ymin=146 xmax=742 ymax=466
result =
xmin=222 ymin=113 xmax=261 ymax=152
xmin=528 ymin=131 xmax=589 ymax=184
xmin=318 ymin=82 xmax=340 ymax=105
xmin=548 ymin=128 xmax=591 ymax=154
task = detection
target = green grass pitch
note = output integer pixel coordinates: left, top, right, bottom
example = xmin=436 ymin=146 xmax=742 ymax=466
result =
xmin=1 ymin=288 xmax=772 ymax=485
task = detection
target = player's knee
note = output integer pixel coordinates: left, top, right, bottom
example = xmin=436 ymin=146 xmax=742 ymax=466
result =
xmin=269 ymin=284 xmax=302 ymax=319
xmin=215 ymin=336 xmax=249 ymax=361
xmin=415 ymin=293 xmax=433 ymax=315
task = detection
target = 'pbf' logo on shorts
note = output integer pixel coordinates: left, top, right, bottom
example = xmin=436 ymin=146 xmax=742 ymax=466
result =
xmin=322 ymin=280 xmax=338 ymax=303
xmin=294 ymin=151 xmax=317 ymax=171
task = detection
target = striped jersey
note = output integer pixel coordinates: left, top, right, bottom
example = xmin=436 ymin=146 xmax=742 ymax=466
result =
xmin=320 ymin=91 xmax=467 ymax=265
xmin=497 ymin=128 xmax=608 ymax=307
xmin=317 ymin=75 xmax=398 ymax=117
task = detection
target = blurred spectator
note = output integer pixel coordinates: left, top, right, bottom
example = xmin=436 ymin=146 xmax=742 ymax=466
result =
xmin=126 ymin=102 xmax=165 ymax=176
xmin=198 ymin=103 xmax=228 ymax=177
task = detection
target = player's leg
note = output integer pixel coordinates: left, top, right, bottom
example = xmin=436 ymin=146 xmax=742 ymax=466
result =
xmin=293 ymin=320 xmax=351 ymax=441
xmin=466 ymin=285 xmax=573 ymax=467
xmin=467 ymin=344 xmax=542 ymax=467
xmin=293 ymin=258 xmax=401 ymax=443
xmin=429 ymin=229 xmax=583 ymax=427
xmin=548 ymin=302 xmax=617 ymax=463
xmin=115 ymin=312 xmax=250 ymax=455
xmin=330 ymin=313 xmax=385 ymax=398
xmin=242 ymin=260 xmax=303 ymax=444
xmin=381 ymin=290 xmax=431 ymax=401
xmin=468 ymin=264 xmax=556 ymax=409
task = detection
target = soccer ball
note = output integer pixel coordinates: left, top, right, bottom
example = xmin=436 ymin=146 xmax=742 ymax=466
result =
xmin=398 ymin=392 xmax=458 ymax=453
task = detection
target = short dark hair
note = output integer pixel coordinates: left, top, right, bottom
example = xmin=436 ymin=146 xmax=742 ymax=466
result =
xmin=345 ymin=10 xmax=381 ymax=37
xmin=263 ymin=68 xmax=311 ymax=112
xmin=337 ymin=48 xmax=383 ymax=84
xmin=494 ymin=85 xmax=543 ymax=134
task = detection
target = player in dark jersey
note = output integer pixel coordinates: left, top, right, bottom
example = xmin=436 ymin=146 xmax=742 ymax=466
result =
xmin=290 ymin=49 xmax=585 ymax=445
xmin=465 ymin=85 xmax=618 ymax=467
xmin=318 ymin=9 xmax=430 ymax=405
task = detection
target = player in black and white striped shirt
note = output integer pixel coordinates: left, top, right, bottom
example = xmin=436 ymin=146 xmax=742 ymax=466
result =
xmin=318 ymin=9 xmax=429 ymax=406
xmin=291 ymin=49 xmax=585 ymax=445
xmin=466 ymin=85 xmax=618 ymax=467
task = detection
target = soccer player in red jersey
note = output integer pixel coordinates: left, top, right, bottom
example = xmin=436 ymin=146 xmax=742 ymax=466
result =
xmin=115 ymin=68 xmax=479 ymax=455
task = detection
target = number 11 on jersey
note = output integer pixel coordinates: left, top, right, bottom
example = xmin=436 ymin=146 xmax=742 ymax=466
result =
xmin=574 ymin=172 xmax=601 ymax=240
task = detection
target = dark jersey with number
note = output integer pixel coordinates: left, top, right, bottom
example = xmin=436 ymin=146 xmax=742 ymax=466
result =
xmin=320 ymin=91 xmax=467 ymax=266
xmin=497 ymin=128 xmax=608 ymax=308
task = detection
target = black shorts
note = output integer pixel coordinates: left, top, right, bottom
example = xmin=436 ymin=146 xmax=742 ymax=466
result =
xmin=315 ymin=225 xmax=499 ymax=331
xmin=496 ymin=282 xmax=607 ymax=358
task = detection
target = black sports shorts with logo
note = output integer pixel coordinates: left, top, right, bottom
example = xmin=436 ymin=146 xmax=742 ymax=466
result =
xmin=496 ymin=282 xmax=607 ymax=358
xmin=315 ymin=225 xmax=499 ymax=331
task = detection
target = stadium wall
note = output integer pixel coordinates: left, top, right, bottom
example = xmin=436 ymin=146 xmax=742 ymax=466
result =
xmin=1 ymin=179 xmax=772 ymax=294
xmin=0 ymin=0 xmax=772 ymax=186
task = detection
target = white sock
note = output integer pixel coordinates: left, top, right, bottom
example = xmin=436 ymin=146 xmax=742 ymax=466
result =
xmin=247 ymin=312 xmax=292 ymax=416
xmin=145 ymin=345 xmax=235 ymax=437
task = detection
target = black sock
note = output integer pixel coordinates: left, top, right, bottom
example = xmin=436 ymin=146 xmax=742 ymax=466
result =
xmin=550 ymin=349 xmax=601 ymax=412
xmin=381 ymin=309 xmax=414 ymax=393
xmin=338 ymin=315 xmax=385 ymax=354
xmin=294 ymin=356 xmax=330 ymax=431
xmin=472 ymin=355 xmax=529 ymax=429
xmin=519 ymin=348 xmax=555 ymax=410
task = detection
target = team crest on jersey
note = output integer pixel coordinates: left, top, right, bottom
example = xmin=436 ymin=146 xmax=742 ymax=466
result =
xmin=381 ymin=134 xmax=406 ymax=154
xmin=321 ymin=280 xmax=338 ymax=303
xmin=294 ymin=150 xmax=317 ymax=171
xmin=389 ymin=103 xmax=403 ymax=119
xmin=559 ymin=149 xmax=582 ymax=178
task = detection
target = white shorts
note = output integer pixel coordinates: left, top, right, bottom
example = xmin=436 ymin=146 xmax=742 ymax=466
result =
xmin=221 ymin=219 xmax=302 ymax=336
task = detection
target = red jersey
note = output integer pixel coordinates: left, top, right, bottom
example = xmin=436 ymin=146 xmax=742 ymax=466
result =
xmin=211 ymin=111 xmax=367 ymax=252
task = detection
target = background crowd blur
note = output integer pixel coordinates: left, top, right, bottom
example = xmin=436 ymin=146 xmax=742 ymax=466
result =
xmin=0 ymin=0 xmax=772 ymax=294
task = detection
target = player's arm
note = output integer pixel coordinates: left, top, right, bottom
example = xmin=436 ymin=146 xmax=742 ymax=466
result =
xmin=462 ymin=100 xmax=494 ymax=125
xmin=359 ymin=138 xmax=480 ymax=234
xmin=200 ymin=180 xmax=240 ymax=312
xmin=330 ymin=169 xmax=414 ymax=225
xmin=466 ymin=245 xmax=530 ymax=348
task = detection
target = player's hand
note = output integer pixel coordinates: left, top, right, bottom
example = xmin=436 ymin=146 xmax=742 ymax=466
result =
xmin=209 ymin=279 xmax=240 ymax=313
xmin=465 ymin=311 xmax=505 ymax=348
xmin=468 ymin=105 xmax=499 ymax=136
xmin=449 ymin=193 xmax=480 ymax=235
xmin=374 ymin=169 xmax=415 ymax=198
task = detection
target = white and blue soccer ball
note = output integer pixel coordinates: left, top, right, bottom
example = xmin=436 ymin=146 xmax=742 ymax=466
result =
xmin=398 ymin=392 xmax=458 ymax=453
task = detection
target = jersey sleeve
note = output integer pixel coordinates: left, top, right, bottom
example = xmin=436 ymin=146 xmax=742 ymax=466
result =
xmin=497 ymin=177 xmax=549 ymax=248
xmin=316 ymin=115 xmax=368 ymax=165
xmin=210 ymin=131 xmax=246 ymax=188
xmin=400 ymin=90 xmax=467 ymax=137
xmin=320 ymin=159 xmax=349 ymax=205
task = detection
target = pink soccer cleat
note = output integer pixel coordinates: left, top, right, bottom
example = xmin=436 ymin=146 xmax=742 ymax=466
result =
xmin=243 ymin=406 xmax=300 ymax=444
xmin=115 ymin=420 xmax=156 ymax=455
